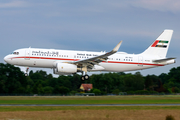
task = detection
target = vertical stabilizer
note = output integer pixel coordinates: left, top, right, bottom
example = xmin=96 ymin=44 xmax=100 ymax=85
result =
xmin=141 ymin=29 xmax=173 ymax=58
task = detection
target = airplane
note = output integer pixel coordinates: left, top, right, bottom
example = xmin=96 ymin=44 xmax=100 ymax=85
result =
xmin=4 ymin=29 xmax=175 ymax=80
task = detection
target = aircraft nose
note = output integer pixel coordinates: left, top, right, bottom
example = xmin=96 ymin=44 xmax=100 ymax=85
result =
xmin=4 ymin=56 xmax=9 ymax=63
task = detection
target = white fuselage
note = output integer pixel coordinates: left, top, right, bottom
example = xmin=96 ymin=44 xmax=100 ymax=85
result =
xmin=4 ymin=48 xmax=173 ymax=73
xmin=3 ymin=30 xmax=175 ymax=78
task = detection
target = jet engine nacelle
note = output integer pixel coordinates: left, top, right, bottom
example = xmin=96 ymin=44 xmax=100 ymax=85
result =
xmin=53 ymin=63 xmax=77 ymax=75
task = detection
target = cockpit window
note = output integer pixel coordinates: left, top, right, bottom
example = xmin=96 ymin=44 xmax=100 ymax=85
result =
xmin=12 ymin=52 xmax=19 ymax=55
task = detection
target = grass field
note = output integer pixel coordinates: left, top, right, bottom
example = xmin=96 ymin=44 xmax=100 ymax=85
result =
xmin=0 ymin=95 xmax=180 ymax=104
xmin=0 ymin=95 xmax=180 ymax=120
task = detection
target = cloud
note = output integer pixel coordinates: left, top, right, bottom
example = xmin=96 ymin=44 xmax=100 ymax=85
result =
xmin=106 ymin=0 xmax=180 ymax=13
xmin=129 ymin=0 xmax=180 ymax=13
xmin=0 ymin=0 xmax=28 ymax=8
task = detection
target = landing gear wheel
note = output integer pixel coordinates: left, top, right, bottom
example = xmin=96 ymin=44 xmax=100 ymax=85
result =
xmin=84 ymin=74 xmax=89 ymax=80
xmin=81 ymin=76 xmax=85 ymax=81
xmin=25 ymin=73 xmax=28 ymax=76
xmin=81 ymin=75 xmax=89 ymax=81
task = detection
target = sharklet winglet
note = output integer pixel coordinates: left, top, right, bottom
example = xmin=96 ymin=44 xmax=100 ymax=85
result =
xmin=112 ymin=41 xmax=122 ymax=52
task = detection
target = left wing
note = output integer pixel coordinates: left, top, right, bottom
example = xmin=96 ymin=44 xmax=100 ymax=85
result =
xmin=71 ymin=41 xmax=122 ymax=69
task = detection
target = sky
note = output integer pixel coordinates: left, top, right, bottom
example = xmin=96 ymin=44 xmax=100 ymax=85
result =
xmin=0 ymin=0 xmax=180 ymax=76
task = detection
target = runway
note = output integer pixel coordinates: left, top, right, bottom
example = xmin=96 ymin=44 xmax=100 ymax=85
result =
xmin=1 ymin=104 xmax=180 ymax=106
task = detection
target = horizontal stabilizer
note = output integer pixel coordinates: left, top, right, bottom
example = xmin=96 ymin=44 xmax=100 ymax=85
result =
xmin=153 ymin=58 xmax=175 ymax=62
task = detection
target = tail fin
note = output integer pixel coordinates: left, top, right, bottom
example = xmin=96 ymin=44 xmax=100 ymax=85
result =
xmin=141 ymin=29 xmax=173 ymax=58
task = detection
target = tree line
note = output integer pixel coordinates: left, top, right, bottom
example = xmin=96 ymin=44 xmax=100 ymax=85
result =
xmin=0 ymin=63 xmax=180 ymax=95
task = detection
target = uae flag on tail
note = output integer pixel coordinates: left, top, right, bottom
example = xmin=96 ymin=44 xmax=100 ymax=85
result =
xmin=151 ymin=40 xmax=169 ymax=48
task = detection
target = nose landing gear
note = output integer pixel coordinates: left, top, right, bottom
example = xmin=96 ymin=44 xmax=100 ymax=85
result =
xmin=25 ymin=67 xmax=29 ymax=76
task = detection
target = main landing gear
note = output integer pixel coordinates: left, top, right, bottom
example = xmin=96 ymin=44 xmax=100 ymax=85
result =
xmin=81 ymin=67 xmax=89 ymax=81
xmin=81 ymin=74 xmax=89 ymax=81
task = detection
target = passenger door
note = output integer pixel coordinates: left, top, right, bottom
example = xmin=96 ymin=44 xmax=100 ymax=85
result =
xmin=25 ymin=49 xmax=30 ymax=60
xmin=138 ymin=56 xmax=143 ymax=66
